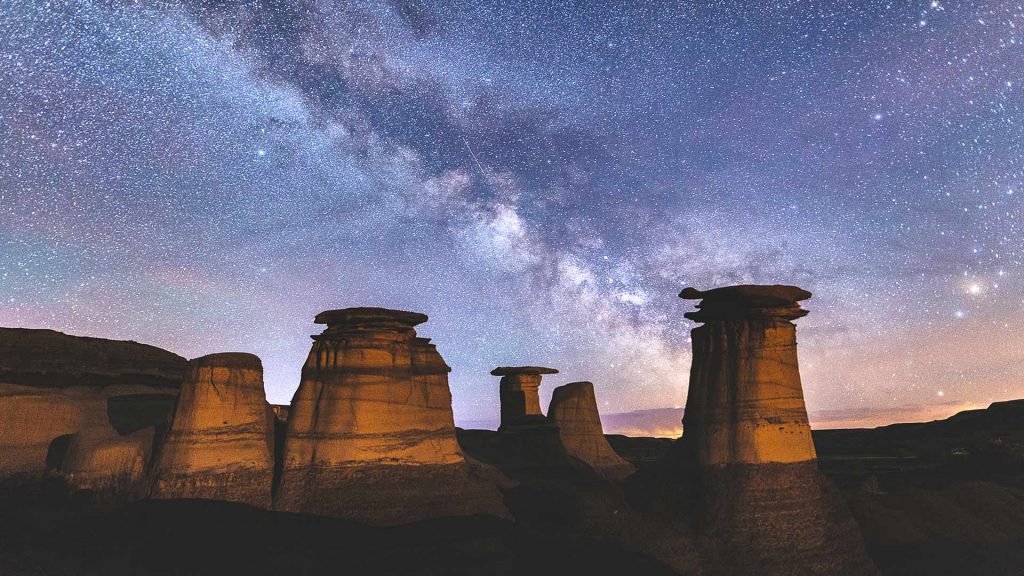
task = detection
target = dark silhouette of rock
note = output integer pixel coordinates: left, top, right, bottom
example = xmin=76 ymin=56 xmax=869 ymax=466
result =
xmin=677 ymin=285 xmax=876 ymax=575
xmin=274 ymin=308 xmax=507 ymax=524
xmin=151 ymin=353 xmax=274 ymax=508
xmin=0 ymin=328 xmax=186 ymax=389
xmin=548 ymin=381 xmax=635 ymax=481
xmin=492 ymin=366 xmax=558 ymax=431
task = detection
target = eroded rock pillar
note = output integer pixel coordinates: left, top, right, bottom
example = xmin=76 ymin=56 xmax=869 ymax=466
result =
xmin=678 ymin=285 xmax=876 ymax=575
xmin=274 ymin=307 xmax=507 ymax=524
xmin=151 ymin=353 xmax=274 ymax=507
xmin=493 ymin=366 xmax=557 ymax=431
xmin=680 ymin=285 xmax=816 ymax=466
xmin=548 ymin=381 xmax=635 ymax=481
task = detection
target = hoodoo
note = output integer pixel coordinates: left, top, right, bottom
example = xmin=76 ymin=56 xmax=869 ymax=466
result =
xmin=680 ymin=285 xmax=816 ymax=465
xmin=274 ymin=308 xmax=506 ymax=524
xmin=492 ymin=366 xmax=558 ymax=431
xmin=678 ymin=285 xmax=876 ymax=575
xmin=151 ymin=353 xmax=274 ymax=508
xmin=548 ymin=381 xmax=635 ymax=481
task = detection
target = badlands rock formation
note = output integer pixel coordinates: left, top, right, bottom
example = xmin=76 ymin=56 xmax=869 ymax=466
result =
xmin=548 ymin=381 xmax=635 ymax=481
xmin=492 ymin=366 xmax=558 ymax=431
xmin=275 ymin=308 xmax=507 ymax=524
xmin=678 ymin=285 xmax=876 ymax=575
xmin=151 ymin=353 xmax=274 ymax=507
xmin=0 ymin=329 xmax=184 ymax=479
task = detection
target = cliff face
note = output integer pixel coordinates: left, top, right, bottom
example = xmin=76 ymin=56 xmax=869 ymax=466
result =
xmin=0 ymin=328 xmax=186 ymax=389
xmin=0 ymin=328 xmax=182 ymax=485
xmin=151 ymin=353 xmax=274 ymax=507
xmin=274 ymin=308 xmax=507 ymax=524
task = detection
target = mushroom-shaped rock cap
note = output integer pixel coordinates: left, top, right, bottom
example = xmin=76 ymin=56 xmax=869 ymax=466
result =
xmin=490 ymin=366 xmax=559 ymax=376
xmin=190 ymin=352 xmax=263 ymax=370
xmin=680 ymin=284 xmax=811 ymax=322
xmin=314 ymin=307 xmax=428 ymax=328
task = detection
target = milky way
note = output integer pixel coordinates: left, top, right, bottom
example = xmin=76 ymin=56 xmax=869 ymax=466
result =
xmin=1 ymin=1 xmax=1022 ymax=431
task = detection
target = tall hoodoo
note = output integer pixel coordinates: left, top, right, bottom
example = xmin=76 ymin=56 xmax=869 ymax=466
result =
xmin=151 ymin=353 xmax=274 ymax=508
xmin=547 ymin=381 xmax=635 ymax=481
xmin=678 ymin=285 xmax=876 ymax=575
xmin=492 ymin=366 xmax=558 ymax=431
xmin=680 ymin=285 xmax=816 ymax=466
xmin=274 ymin=308 xmax=507 ymax=524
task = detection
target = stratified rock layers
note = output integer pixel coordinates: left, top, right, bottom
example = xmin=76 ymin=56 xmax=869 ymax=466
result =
xmin=275 ymin=308 xmax=506 ymax=524
xmin=679 ymin=285 xmax=875 ymax=575
xmin=548 ymin=381 xmax=635 ymax=481
xmin=61 ymin=427 xmax=154 ymax=495
xmin=151 ymin=353 xmax=273 ymax=508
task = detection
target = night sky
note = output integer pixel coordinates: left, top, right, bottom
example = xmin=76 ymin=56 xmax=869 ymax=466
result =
xmin=2 ymin=1 xmax=1022 ymax=432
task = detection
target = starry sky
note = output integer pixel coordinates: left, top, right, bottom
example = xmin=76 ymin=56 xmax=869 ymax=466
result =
xmin=2 ymin=0 xmax=1023 ymax=432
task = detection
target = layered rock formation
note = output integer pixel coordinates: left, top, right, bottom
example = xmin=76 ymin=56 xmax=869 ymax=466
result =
xmin=0 ymin=384 xmax=87 ymax=476
xmin=678 ymin=285 xmax=876 ymax=575
xmin=151 ymin=353 xmax=274 ymax=507
xmin=548 ymin=381 xmax=635 ymax=481
xmin=492 ymin=366 xmax=558 ymax=431
xmin=275 ymin=308 xmax=507 ymax=524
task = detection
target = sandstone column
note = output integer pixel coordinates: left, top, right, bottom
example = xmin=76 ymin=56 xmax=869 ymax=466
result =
xmin=492 ymin=366 xmax=558 ymax=431
xmin=548 ymin=381 xmax=635 ymax=481
xmin=678 ymin=285 xmax=875 ymax=575
xmin=680 ymin=285 xmax=816 ymax=466
xmin=274 ymin=307 xmax=507 ymax=524
xmin=151 ymin=353 xmax=274 ymax=508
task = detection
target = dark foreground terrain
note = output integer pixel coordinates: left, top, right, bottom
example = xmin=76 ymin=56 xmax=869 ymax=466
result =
xmin=0 ymin=477 xmax=675 ymax=576
xmin=3 ymin=400 xmax=1024 ymax=575
xmin=609 ymin=400 xmax=1024 ymax=575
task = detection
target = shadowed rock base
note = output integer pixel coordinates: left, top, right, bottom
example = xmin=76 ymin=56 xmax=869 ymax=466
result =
xmin=150 ymin=469 xmax=273 ymax=505
xmin=694 ymin=462 xmax=876 ymax=576
xmin=273 ymin=463 xmax=508 ymax=525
